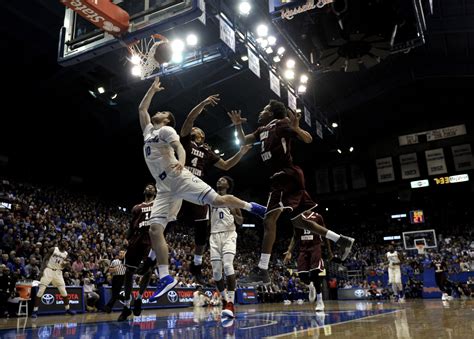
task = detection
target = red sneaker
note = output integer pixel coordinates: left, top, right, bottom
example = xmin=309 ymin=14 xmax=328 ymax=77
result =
xmin=221 ymin=301 xmax=235 ymax=318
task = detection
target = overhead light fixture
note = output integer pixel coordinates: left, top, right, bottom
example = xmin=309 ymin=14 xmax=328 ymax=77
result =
xmin=268 ymin=36 xmax=277 ymax=46
xmin=186 ymin=34 xmax=198 ymax=46
xmin=171 ymin=39 xmax=185 ymax=53
xmin=300 ymin=74 xmax=309 ymax=84
xmin=233 ymin=61 xmax=243 ymax=70
xmin=214 ymin=149 xmax=220 ymax=154
xmin=332 ymin=122 xmax=338 ymax=128
xmin=256 ymin=24 xmax=268 ymax=37
xmin=88 ymin=90 xmax=97 ymax=98
xmin=273 ymin=55 xmax=281 ymax=63
xmin=239 ymin=2 xmax=251 ymax=15
xmin=337 ymin=149 xmax=342 ymax=154
xmin=277 ymin=46 xmax=285 ymax=55
xmin=298 ymin=85 xmax=307 ymax=93
xmin=241 ymin=55 xmax=249 ymax=61
xmin=259 ymin=39 xmax=269 ymax=48
xmin=110 ymin=93 xmax=118 ymax=99
xmin=284 ymin=69 xmax=295 ymax=79
xmin=234 ymin=131 xmax=238 ymax=137
xmin=265 ymin=47 xmax=273 ymax=54
xmin=326 ymin=207 xmax=329 ymax=211
xmin=97 ymin=86 xmax=105 ymax=94
xmin=131 ymin=65 xmax=142 ymax=77
xmin=235 ymin=139 xmax=240 ymax=145
xmin=172 ymin=52 xmax=183 ymax=63
xmin=286 ymin=59 xmax=296 ymax=69
xmin=130 ymin=55 xmax=141 ymax=65
xmin=349 ymin=146 xmax=354 ymax=152
xmin=296 ymin=108 xmax=302 ymax=113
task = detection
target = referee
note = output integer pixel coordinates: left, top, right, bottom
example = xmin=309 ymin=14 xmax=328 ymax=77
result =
xmin=105 ymin=250 xmax=126 ymax=313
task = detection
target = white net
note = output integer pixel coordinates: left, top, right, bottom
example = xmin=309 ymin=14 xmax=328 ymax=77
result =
xmin=128 ymin=34 xmax=167 ymax=80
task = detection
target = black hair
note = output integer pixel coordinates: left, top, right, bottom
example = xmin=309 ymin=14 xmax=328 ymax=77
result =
xmin=268 ymin=99 xmax=287 ymax=119
xmin=221 ymin=176 xmax=234 ymax=194
xmin=166 ymin=111 xmax=176 ymax=128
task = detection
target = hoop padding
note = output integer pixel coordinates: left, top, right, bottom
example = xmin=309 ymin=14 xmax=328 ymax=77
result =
xmin=127 ymin=34 xmax=167 ymax=79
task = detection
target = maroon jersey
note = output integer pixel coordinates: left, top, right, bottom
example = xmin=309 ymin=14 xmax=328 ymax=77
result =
xmin=433 ymin=259 xmax=447 ymax=273
xmin=252 ymin=119 xmax=297 ymax=175
xmin=295 ymin=228 xmax=322 ymax=251
xmin=181 ymin=134 xmax=220 ymax=178
xmin=130 ymin=201 xmax=153 ymax=233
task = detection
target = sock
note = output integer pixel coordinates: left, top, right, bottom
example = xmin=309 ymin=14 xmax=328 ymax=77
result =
xmin=228 ymin=291 xmax=235 ymax=304
xmin=317 ymin=293 xmax=322 ymax=301
xmin=243 ymin=202 xmax=252 ymax=211
xmin=137 ymin=293 xmax=143 ymax=300
xmin=33 ymin=306 xmax=38 ymax=312
xmin=326 ymin=230 xmax=341 ymax=242
xmin=258 ymin=253 xmax=271 ymax=270
xmin=194 ymin=255 xmax=203 ymax=266
xmin=158 ymin=265 xmax=170 ymax=279
xmin=148 ymin=250 xmax=156 ymax=261
xmin=65 ymin=304 xmax=70 ymax=310
xmin=125 ymin=297 xmax=131 ymax=308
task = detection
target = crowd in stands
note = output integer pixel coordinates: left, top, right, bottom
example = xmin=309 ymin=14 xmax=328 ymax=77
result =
xmin=1 ymin=179 xmax=473 ymax=316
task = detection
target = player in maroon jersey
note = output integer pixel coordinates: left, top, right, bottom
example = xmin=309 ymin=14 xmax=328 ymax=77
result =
xmin=228 ymin=100 xmax=354 ymax=285
xmin=118 ymin=184 xmax=156 ymax=321
xmin=177 ymin=94 xmax=252 ymax=284
xmin=284 ymin=212 xmax=332 ymax=311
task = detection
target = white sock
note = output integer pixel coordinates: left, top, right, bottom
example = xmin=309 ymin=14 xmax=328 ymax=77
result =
xmin=65 ymin=304 xmax=70 ymax=310
xmin=243 ymin=202 xmax=252 ymax=211
xmin=227 ymin=291 xmax=235 ymax=303
xmin=326 ymin=230 xmax=340 ymax=242
xmin=258 ymin=253 xmax=271 ymax=270
xmin=194 ymin=255 xmax=203 ymax=266
xmin=148 ymin=250 xmax=156 ymax=261
xmin=317 ymin=293 xmax=322 ymax=301
xmin=33 ymin=306 xmax=38 ymax=312
xmin=158 ymin=265 xmax=170 ymax=279
xmin=125 ymin=297 xmax=131 ymax=308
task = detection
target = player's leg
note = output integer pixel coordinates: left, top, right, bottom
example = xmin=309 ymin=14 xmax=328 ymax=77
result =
xmin=55 ymin=272 xmax=75 ymax=315
xmin=32 ymin=268 xmax=53 ymax=318
xmin=133 ymin=268 xmax=153 ymax=316
xmin=221 ymin=231 xmax=237 ymax=318
xmin=292 ymin=212 xmax=354 ymax=261
xmin=210 ymin=233 xmax=226 ymax=305
xmin=191 ymin=207 xmax=210 ymax=285
xmin=310 ymin=270 xmax=325 ymax=311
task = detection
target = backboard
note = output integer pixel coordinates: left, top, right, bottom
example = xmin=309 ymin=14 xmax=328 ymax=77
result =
xmin=402 ymin=229 xmax=437 ymax=250
xmin=58 ymin=0 xmax=202 ymax=66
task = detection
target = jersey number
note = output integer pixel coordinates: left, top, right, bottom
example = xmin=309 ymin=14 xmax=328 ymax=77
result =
xmin=191 ymin=157 xmax=198 ymax=167
xmin=219 ymin=211 xmax=224 ymax=219
xmin=145 ymin=146 xmax=151 ymax=157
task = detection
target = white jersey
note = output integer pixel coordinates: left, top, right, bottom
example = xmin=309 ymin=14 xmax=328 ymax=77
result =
xmin=386 ymin=251 xmax=401 ymax=268
xmin=47 ymin=247 xmax=68 ymax=270
xmin=143 ymin=124 xmax=181 ymax=190
xmin=210 ymin=207 xmax=235 ymax=233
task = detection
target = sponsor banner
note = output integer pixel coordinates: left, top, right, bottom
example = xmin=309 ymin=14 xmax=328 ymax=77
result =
xmin=236 ymin=288 xmax=258 ymax=304
xmin=333 ymin=166 xmax=348 ymax=192
xmin=38 ymin=286 xmax=85 ymax=314
xmin=315 ymin=120 xmax=323 ymax=139
xmin=287 ymin=89 xmax=297 ymax=111
xmin=269 ymin=71 xmax=280 ymax=97
xmin=425 ymin=148 xmax=447 ymax=176
xmin=219 ymin=16 xmax=235 ymax=52
xmin=452 ymin=144 xmax=474 ymax=171
xmin=337 ymin=288 xmax=367 ymax=300
xmin=410 ymin=179 xmax=429 ymax=188
xmin=399 ymin=124 xmax=467 ymax=146
xmin=248 ymin=48 xmax=260 ymax=78
xmin=376 ymin=157 xmax=395 ymax=183
xmin=304 ymin=107 xmax=311 ymax=127
xmin=400 ymin=153 xmax=420 ymax=179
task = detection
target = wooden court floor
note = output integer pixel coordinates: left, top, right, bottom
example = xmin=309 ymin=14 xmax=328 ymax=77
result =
xmin=0 ymin=299 xmax=472 ymax=338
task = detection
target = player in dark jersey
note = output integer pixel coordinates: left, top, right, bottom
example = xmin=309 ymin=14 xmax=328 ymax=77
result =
xmin=432 ymin=256 xmax=455 ymax=301
xmin=228 ymin=100 xmax=354 ymax=285
xmin=118 ymin=184 xmax=156 ymax=321
xmin=284 ymin=212 xmax=331 ymax=311
xmin=177 ymin=94 xmax=252 ymax=283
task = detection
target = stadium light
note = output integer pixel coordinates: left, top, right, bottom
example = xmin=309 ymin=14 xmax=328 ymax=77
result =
xmin=235 ymin=139 xmax=240 ymax=145
xmin=286 ymin=59 xmax=296 ymax=69
xmin=239 ymin=2 xmax=251 ymax=15
xmin=300 ymin=74 xmax=309 ymax=84
xmin=172 ymin=52 xmax=183 ymax=63
xmin=277 ymin=46 xmax=285 ymax=55
xmin=214 ymin=149 xmax=220 ymax=154
xmin=265 ymin=47 xmax=273 ymax=54
xmin=284 ymin=69 xmax=295 ymax=79
xmin=130 ymin=55 xmax=141 ymax=65
xmin=241 ymin=55 xmax=249 ymax=61
xmin=97 ymin=86 xmax=105 ymax=94
xmin=186 ymin=34 xmax=198 ymax=46
xmin=298 ymin=85 xmax=307 ymax=93
xmin=257 ymin=24 xmax=268 ymax=37
xmin=332 ymin=122 xmax=338 ymax=128
xmin=259 ymin=39 xmax=269 ymax=48
xmin=273 ymin=55 xmax=281 ymax=63
xmin=349 ymin=146 xmax=354 ymax=152
xmin=131 ymin=66 xmax=141 ymax=76
xmin=171 ymin=39 xmax=185 ymax=53
xmin=110 ymin=93 xmax=118 ymax=99
xmin=268 ymin=36 xmax=277 ymax=46
xmin=337 ymin=149 xmax=342 ymax=154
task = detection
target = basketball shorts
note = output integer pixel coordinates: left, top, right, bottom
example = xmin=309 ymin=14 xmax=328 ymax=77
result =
xmin=125 ymin=230 xmax=152 ymax=269
xmin=209 ymin=231 xmax=237 ymax=261
xmin=40 ymin=267 xmax=65 ymax=288
xmin=266 ymin=166 xmax=317 ymax=218
xmin=150 ymin=169 xmax=218 ymax=227
xmin=296 ymin=247 xmax=324 ymax=274
xmin=388 ymin=267 xmax=402 ymax=284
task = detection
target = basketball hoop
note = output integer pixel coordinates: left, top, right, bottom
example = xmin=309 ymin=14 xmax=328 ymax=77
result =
xmin=127 ymin=34 xmax=168 ymax=80
xmin=415 ymin=243 xmax=425 ymax=255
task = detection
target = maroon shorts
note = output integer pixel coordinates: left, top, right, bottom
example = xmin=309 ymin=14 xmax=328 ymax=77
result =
xmin=266 ymin=166 xmax=317 ymax=218
xmin=125 ymin=230 xmax=151 ymax=268
xmin=297 ymin=247 xmax=324 ymax=273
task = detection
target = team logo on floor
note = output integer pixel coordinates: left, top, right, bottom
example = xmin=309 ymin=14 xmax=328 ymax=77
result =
xmin=167 ymin=290 xmax=178 ymax=303
xmin=41 ymin=294 xmax=55 ymax=305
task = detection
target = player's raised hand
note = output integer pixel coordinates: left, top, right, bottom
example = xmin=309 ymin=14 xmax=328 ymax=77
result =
xmin=283 ymin=251 xmax=292 ymax=264
xmin=152 ymin=77 xmax=164 ymax=92
xmin=287 ymin=108 xmax=301 ymax=130
xmin=227 ymin=110 xmax=247 ymax=126
xmin=202 ymin=94 xmax=220 ymax=107
xmin=239 ymin=144 xmax=252 ymax=155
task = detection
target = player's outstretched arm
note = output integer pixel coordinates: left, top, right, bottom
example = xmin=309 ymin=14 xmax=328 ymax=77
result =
xmin=283 ymin=231 xmax=296 ymax=264
xmin=138 ymin=77 xmax=164 ymax=131
xmin=214 ymin=144 xmax=252 ymax=171
xmin=180 ymin=94 xmax=220 ymax=137
xmin=230 ymin=208 xmax=243 ymax=226
xmin=227 ymin=110 xmax=256 ymax=145
xmin=287 ymin=108 xmax=312 ymax=143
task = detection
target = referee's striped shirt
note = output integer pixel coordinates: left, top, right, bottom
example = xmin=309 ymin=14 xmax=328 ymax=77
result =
xmin=110 ymin=258 xmax=126 ymax=276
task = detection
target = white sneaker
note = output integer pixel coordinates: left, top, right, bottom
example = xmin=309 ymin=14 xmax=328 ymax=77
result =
xmin=446 ymin=296 xmax=454 ymax=301
xmin=315 ymin=299 xmax=325 ymax=312
xmin=308 ymin=282 xmax=316 ymax=303
xmin=297 ymin=299 xmax=304 ymax=305
xmin=441 ymin=293 xmax=449 ymax=301
xmin=283 ymin=300 xmax=291 ymax=305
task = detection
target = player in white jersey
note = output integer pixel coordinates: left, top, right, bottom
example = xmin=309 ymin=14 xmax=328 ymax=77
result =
xmin=138 ymin=78 xmax=266 ymax=301
xmin=209 ymin=176 xmax=242 ymax=319
xmin=386 ymin=245 xmax=404 ymax=302
xmin=32 ymin=239 xmax=75 ymax=318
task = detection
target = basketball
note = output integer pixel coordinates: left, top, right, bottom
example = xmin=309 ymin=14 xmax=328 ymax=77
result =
xmin=153 ymin=42 xmax=173 ymax=64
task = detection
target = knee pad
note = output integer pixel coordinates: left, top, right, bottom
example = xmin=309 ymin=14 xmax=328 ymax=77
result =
xmin=223 ymin=254 xmax=235 ymax=276
xmin=58 ymin=285 xmax=68 ymax=297
xmin=37 ymin=285 xmax=47 ymax=298
xmin=212 ymin=260 xmax=223 ymax=281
